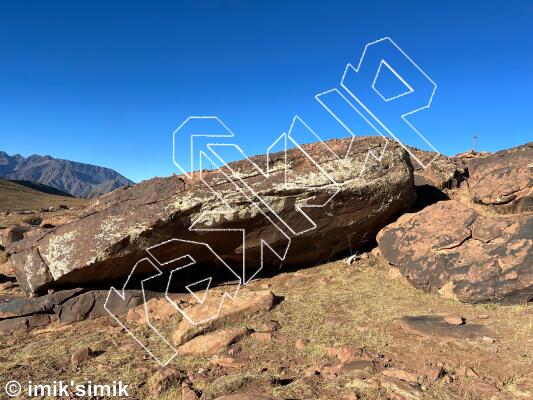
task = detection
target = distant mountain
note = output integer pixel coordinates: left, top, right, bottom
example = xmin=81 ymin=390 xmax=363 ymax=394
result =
xmin=0 ymin=152 xmax=134 ymax=198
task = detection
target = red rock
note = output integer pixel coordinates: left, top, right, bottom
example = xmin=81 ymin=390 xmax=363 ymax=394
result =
xmin=472 ymin=379 xmax=500 ymax=393
xmin=71 ymin=347 xmax=93 ymax=367
xmin=252 ymin=331 xmax=273 ymax=342
xmin=126 ymin=297 xmax=179 ymax=324
xmin=336 ymin=346 xmax=364 ymax=362
xmin=255 ymin=320 xmax=280 ymax=332
xmin=9 ymin=137 xmax=416 ymax=295
xmin=382 ymin=368 xmax=418 ymax=383
xmin=467 ymin=142 xmax=532 ymax=214
xmin=177 ymin=328 xmax=249 ymax=355
xmin=211 ymin=355 xmax=248 ymax=369
xmin=173 ymin=289 xmax=275 ymax=346
xmin=181 ymin=385 xmax=199 ymax=400
xmin=380 ymin=376 xmax=422 ymax=399
xmin=420 ymin=365 xmax=443 ymax=381
xmin=378 ymin=200 xmax=532 ymax=304
xmin=443 ymin=314 xmax=465 ymax=325
xmin=295 ymin=338 xmax=309 ymax=350
xmin=148 ymin=367 xmax=184 ymax=396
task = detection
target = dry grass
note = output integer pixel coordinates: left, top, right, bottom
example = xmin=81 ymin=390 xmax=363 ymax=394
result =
xmin=0 ymin=179 xmax=87 ymax=212
xmin=0 ymin=256 xmax=531 ymax=399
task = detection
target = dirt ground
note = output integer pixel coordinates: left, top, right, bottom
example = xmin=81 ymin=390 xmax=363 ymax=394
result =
xmin=1 ymin=252 xmax=531 ymax=400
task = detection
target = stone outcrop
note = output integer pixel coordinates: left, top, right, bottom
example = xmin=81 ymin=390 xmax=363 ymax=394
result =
xmin=466 ymin=142 xmax=532 ymax=214
xmin=0 ymin=288 xmax=156 ymax=335
xmin=173 ymin=288 xmax=275 ymax=345
xmin=377 ymin=200 xmax=532 ymax=303
xmin=8 ymin=137 xmax=416 ymax=295
xmin=408 ymin=148 xmax=466 ymax=190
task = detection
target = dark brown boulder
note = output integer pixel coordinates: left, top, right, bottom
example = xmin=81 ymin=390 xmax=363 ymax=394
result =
xmin=0 ymin=288 xmax=83 ymax=319
xmin=377 ymin=200 xmax=532 ymax=303
xmin=466 ymin=142 xmax=532 ymax=214
xmin=54 ymin=289 xmax=156 ymax=323
xmin=9 ymin=137 xmax=416 ymax=294
xmin=408 ymin=147 xmax=466 ymax=190
xmin=0 ymin=288 xmax=156 ymax=334
xmin=0 ymin=313 xmax=55 ymax=335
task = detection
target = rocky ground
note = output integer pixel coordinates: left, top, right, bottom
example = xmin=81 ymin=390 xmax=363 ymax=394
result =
xmin=0 ymin=255 xmax=531 ymax=399
xmin=0 ymin=139 xmax=531 ymax=399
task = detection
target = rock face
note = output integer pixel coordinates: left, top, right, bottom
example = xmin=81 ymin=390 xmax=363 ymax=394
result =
xmin=0 ymin=288 xmax=155 ymax=335
xmin=9 ymin=137 xmax=415 ymax=295
xmin=466 ymin=142 xmax=532 ymax=214
xmin=377 ymin=200 xmax=532 ymax=303
xmin=408 ymin=148 xmax=466 ymax=190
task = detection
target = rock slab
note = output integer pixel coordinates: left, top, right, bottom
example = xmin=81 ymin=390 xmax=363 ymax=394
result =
xmin=377 ymin=200 xmax=532 ymax=303
xmin=9 ymin=137 xmax=415 ymax=294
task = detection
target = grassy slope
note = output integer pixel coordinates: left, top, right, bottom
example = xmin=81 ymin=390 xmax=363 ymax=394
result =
xmin=0 ymin=179 xmax=87 ymax=212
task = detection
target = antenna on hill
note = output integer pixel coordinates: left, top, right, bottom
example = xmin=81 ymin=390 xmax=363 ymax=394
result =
xmin=473 ymin=135 xmax=479 ymax=153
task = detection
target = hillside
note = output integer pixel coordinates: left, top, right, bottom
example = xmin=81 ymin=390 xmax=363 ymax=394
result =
xmin=0 ymin=179 xmax=87 ymax=212
xmin=0 ymin=151 xmax=134 ymax=198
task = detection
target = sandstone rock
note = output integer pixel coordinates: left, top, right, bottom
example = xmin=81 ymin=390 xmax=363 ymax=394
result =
xmin=126 ymin=297 xmax=179 ymax=324
xmin=467 ymin=142 xmax=532 ymax=214
xmin=455 ymin=366 xmax=478 ymax=378
xmin=472 ymin=379 xmax=500 ymax=393
xmin=408 ymin=148 xmax=467 ymax=190
xmin=71 ymin=347 xmax=94 ymax=367
xmin=321 ymin=360 xmax=375 ymax=379
xmin=10 ymin=137 xmax=415 ymax=294
xmin=149 ymin=367 xmax=184 ymax=396
xmin=177 ymin=328 xmax=249 ymax=355
xmin=211 ymin=355 xmax=249 ymax=369
xmin=382 ymin=368 xmax=418 ymax=383
xmin=420 ymin=365 xmax=443 ymax=381
xmin=377 ymin=200 xmax=532 ymax=303
xmin=294 ymin=338 xmax=309 ymax=350
xmin=252 ymin=332 xmax=273 ymax=342
xmin=181 ymin=385 xmax=199 ymax=400
xmin=255 ymin=320 xmax=281 ymax=333
xmin=398 ymin=315 xmax=496 ymax=342
xmin=443 ymin=314 xmax=465 ymax=325
xmin=173 ymin=289 xmax=275 ymax=345
xmin=380 ymin=376 xmax=422 ymax=399
xmin=328 ymin=346 xmax=364 ymax=363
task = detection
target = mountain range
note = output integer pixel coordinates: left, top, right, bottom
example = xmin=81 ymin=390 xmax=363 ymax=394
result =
xmin=0 ymin=151 xmax=134 ymax=198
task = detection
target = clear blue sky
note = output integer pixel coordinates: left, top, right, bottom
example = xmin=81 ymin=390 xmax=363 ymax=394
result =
xmin=0 ymin=0 xmax=532 ymax=183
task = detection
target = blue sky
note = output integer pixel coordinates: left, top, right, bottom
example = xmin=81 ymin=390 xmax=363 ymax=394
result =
xmin=0 ymin=0 xmax=532 ymax=183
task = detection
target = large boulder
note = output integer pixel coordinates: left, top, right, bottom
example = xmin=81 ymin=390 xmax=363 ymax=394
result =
xmin=377 ymin=200 xmax=532 ymax=303
xmin=408 ymin=147 xmax=466 ymax=190
xmin=8 ymin=137 xmax=416 ymax=295
xmin=466 ymin=142 xmax=532 ymax=214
